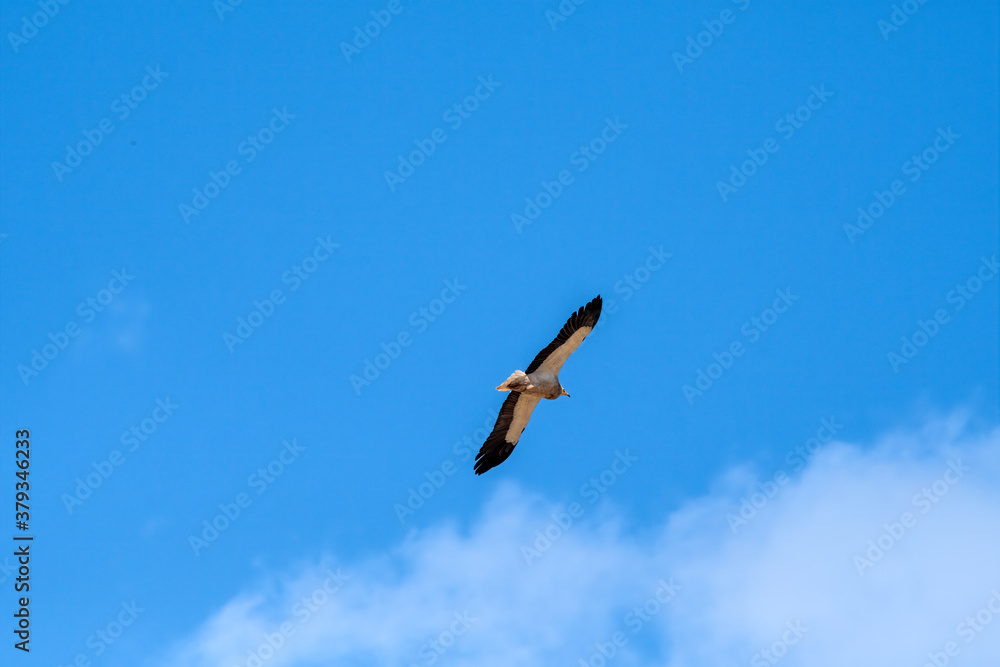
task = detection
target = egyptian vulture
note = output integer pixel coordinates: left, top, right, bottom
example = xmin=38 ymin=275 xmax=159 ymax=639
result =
xmin=474 ymin=295 xmax=602 ymax=475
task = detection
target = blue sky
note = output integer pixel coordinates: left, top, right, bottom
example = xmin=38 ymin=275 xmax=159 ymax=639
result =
xmin=1 ymin=1 xmax=998 ymax=665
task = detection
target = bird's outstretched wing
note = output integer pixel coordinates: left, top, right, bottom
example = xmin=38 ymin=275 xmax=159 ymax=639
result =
xmin=474 ymin=391 xmax=541 ymax=475
xmin=524 ymin=295 xmax=602 ymax=375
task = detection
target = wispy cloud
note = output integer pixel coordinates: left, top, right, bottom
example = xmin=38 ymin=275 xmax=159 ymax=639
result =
xmin=158 ymin=413 xmax=1000 ymax=667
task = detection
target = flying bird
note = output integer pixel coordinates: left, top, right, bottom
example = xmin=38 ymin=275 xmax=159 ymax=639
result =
xmin=474 ymin=295 xmax=603 ymax=475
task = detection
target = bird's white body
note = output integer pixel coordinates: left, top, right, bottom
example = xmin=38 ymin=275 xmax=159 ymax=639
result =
xmin=496 ymin=370 xmax=564 ymax=399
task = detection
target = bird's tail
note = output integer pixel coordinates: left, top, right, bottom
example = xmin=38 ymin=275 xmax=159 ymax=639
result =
xmin=496 ymin=370 xmax=529 ymax=392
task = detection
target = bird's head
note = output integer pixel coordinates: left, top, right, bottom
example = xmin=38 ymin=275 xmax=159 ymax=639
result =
xmin=560 ymin=387 xmax=570 ymax=398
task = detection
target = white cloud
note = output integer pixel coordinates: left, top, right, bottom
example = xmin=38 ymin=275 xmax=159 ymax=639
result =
xmin=159 ymin=415 xmax=1000 ymax=667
